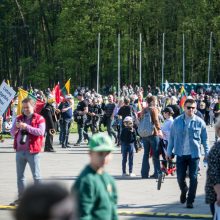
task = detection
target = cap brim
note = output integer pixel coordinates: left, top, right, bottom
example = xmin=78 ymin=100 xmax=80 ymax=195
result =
xmin=90 ymin=144 xmax=117 ymax=152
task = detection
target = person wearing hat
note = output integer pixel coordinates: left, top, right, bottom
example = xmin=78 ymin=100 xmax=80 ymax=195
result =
xmin=40 ymin=95 xmax=59 ymax=152
xmin=120 ymin=116 xmax=137 ymax=177
xmin=58 ymin=94 xmax=74 ymax=148
xmin=72 ymin=133 xmax=118 ymax=220
xmin=74 ymin=92 xmax=89 ymax=146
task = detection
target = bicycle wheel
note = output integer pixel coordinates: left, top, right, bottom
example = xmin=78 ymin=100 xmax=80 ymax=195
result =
xmin=157 ymin=173 xmax=163 ymax=190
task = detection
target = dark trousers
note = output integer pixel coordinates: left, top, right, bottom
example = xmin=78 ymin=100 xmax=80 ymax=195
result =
xmin=210 ymin=203 xmax=215 ymax=217
xmin=176 ymin=155 xmax=200 ymax=204
xmin=61 ymin=119 xmax=72 ymax=146
xmin=45 ymin=131 xmax=54 ymax=150
xmin=141 ymin=135 xmax=160 ymax=178
xmin=106 ymin=117 xmax=117 ymax=141
xmin=121 ymin=143 xmax=134 ymax=174
xmin=77 ymin=123 xmax=89 ymax=143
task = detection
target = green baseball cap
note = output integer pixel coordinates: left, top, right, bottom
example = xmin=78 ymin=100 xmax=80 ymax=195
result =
xmin=89 ymin=133 xmax=117 ymax=152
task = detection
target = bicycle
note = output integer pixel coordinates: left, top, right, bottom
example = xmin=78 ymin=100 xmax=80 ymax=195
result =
xmin=157 ymin=159 xmax=176 ymax=190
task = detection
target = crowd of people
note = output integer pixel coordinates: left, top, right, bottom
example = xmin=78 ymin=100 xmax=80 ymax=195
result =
xmin=1 ymin=83 xmax=220 ymax=219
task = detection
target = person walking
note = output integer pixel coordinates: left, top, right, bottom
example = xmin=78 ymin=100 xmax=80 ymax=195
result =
xmin=205 ymin=118 xmax=220 ymax=217
xmin=167 ymin=98 xmax=209 ymax=208
xmin=105 ymin=95 xmax=117 ymax=143
xmin=72 ymin=133 xmax=118 ymax=220
xmin=10 ymin=98 xmax=46 ymax=206
xmin=140 ymin=96 xmax=163 ymax=179
xmin=120 ymin=116 xmax=137 ymax=177
xmin=40 ymin=96 xmax=58 ymax=152
xmin=59 ymin=94 xmax=74 ymax=148
xmin=74 ymin=92 xmax=89 ymax=146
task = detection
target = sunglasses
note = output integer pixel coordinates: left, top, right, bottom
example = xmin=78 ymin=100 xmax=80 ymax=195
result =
xmin=186 ymin=106 xmax=196 ymax=110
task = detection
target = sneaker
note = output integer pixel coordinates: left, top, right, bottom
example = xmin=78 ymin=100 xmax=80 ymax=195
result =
xmin=129 ymin=173 xmax=136 ymax=177
xmin=9 ymin=199 xmax=20 ymax=206
xmin=122 ymin=173 xmax=129 ymax=177
xmin=186 ymin=202 xmax=193 ymax=208
xmin=180 ymin=187 xmax=188 ymax=204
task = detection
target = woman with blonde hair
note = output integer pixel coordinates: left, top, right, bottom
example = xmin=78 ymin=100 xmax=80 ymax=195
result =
xmin=205 ymin=117 xmax=220 ymax=216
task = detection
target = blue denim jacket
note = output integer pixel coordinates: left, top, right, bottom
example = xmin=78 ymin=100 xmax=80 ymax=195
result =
xmin=167 ymin=113 xmax=209 ymax=158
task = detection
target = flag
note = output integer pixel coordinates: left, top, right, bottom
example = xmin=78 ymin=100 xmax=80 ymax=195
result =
xmin=52 ymin=82 xmax=61 ymax=104
xmin=17 ymin=88 xmax=45 ymax=115
xmin=5 ymin=80 xmax=11 ymax=119
xmin=179 ymin=86 xmax=187 ymax=112
xmin=165 ymin=80 xmax=169 ymax=92
xmin=61 ymin=79 xmax=71 ymax=96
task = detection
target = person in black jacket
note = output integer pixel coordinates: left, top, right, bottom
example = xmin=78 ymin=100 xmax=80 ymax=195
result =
xmin=41 ymin=97 xmax=58 ymax=152
xmin=120 ymin=116 xmax=137 ymax=177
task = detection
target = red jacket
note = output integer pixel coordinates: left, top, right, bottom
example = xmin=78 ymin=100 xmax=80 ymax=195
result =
xmin=13 ymin=113 xmax=45 ymax=153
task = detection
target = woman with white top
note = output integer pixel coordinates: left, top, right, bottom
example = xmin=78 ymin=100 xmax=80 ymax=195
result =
xmin=160 ymin=107 xmax=174 ymax=169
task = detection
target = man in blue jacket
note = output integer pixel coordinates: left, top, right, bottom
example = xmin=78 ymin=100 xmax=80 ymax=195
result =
xmin=167 ymin=98 xmax=209 ymax=209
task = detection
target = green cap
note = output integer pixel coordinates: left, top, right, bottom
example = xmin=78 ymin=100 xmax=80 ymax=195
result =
xmin=89 ymin=133 xmax=117 ymax=152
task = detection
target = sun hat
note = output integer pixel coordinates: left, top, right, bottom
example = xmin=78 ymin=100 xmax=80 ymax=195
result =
xmin=89 ymin=133 xmax=117 ymax=152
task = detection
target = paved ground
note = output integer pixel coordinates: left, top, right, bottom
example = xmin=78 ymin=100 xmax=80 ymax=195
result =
xmin=0 ymin=127 xmax=215 ymax=220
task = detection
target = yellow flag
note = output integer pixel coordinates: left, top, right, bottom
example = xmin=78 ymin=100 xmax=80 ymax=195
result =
xmin=17 ymin=88 xmax=28 ymax=115
xmin=65 ymin=79 xmax=70 ymax=94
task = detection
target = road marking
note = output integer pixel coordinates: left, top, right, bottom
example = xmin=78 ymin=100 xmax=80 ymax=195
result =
xmin=0 ymin=205 xmax=15 ymax=210
xmin=118 ymin=211 xmax=212 ymax=219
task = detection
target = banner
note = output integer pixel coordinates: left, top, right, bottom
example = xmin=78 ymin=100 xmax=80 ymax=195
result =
xmin=0 ymin=81 xmax=16 ymax=116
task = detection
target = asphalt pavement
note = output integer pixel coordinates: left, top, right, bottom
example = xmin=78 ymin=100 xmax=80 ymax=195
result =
xmin=0 ymin=127 xmax=215 ymax=220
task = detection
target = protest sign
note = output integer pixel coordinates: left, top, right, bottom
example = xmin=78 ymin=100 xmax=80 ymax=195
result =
xmin=0 ymin=81 xmax=16 ymax=116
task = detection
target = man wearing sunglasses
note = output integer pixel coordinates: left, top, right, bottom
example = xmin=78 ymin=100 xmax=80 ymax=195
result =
xmin=167 ymin=98 xmax=209 ymax=209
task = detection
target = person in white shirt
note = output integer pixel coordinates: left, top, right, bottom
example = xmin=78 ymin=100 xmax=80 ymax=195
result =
xmin=161 ymin=107 xmax=174 ymax=142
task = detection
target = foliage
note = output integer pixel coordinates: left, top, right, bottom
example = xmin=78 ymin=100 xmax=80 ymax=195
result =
xmin=0 ymin=0 xmax=219 ymax=90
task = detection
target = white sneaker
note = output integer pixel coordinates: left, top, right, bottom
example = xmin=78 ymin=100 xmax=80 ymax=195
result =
xmin=122 ymin=173 xmax=129 ymax=177
xmin=129 ymin=173 xmax=136 ymax=177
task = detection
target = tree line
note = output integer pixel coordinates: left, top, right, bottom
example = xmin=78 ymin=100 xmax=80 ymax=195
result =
xmin=0 ymin=0 xmax=220 ymax=91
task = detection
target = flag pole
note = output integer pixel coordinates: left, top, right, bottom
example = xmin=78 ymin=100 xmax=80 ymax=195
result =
xmin=208 ymin=32 xmax=213 ymax=84
xmin=97 ymin=33 xmax=100 ymax=93
xmin=118 ymin=33 xmax=120 ymax=97
xmin=161 ymin=33 xmax=165 ymax=92
xmin=139 ymin=33 xmax=142 ymax=88
xmin=182 ymin=33 xmax=185 ymax=85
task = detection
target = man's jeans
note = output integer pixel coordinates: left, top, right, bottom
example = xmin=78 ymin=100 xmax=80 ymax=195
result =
xmin=121 ymin=143 xmax=134 ymax=174
xmin=106 ymin=117 xmax=117 ymax=141
xmin=16 ymin=151 xmax=41 ymax=198
xmin=176 ymin=155 xmax=199 ymax=203
xmin=77 ymin=123 xmax=89 ymax=143
xmin=61 ymin=118 xmax=72 ymax=146
xmin=141 ymin=135 xmax=160 ymax=178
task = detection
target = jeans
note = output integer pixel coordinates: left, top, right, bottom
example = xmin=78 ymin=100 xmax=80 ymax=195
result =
xmin=121 ymin=143 xmax=135 ymax=174
xmin=77 ymin=123 xmax=89 ymax=143
xmin=141 ymin=135 xmax=160 ymax=178
xmin=106 ymin=117 xmax=117 ymax=141
xmin=61 ymin=118 xmax=72 ymax=146
xmin=16 ymin=151 xmax=41 ymax=198
xmin=176 ymin=155 xmax=199 ymax=204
